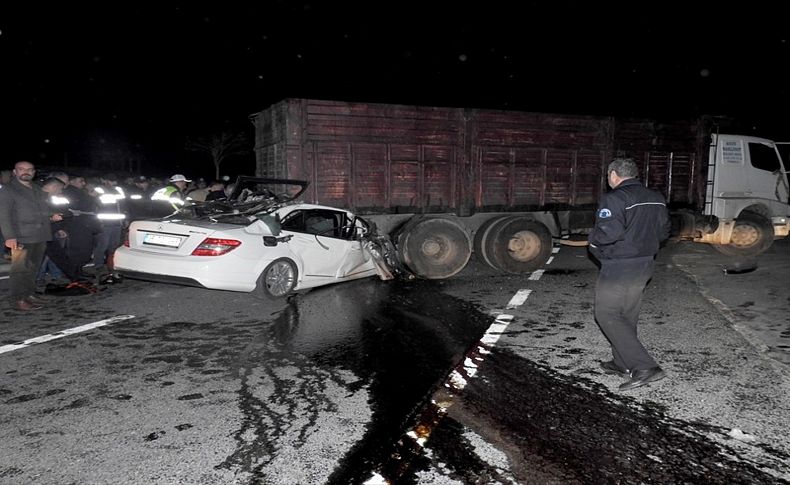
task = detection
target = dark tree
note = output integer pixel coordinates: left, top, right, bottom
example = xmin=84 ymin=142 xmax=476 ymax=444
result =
xmin=185 ymin=131 xmax=250 ymax=179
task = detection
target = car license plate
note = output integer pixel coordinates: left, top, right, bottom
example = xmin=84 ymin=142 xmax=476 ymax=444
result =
xmin=143 ymin=233 xmax=182 ymax=247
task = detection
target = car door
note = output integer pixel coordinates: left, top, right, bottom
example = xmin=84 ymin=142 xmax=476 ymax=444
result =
xmin=279 ymin=208 xmax=364 ymax=278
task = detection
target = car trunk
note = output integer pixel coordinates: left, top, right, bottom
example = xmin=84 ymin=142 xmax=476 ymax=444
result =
xmin=127 ymin=219 xmax=237 ymax=256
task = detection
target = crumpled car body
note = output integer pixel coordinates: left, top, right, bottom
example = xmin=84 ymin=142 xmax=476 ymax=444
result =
xmin=114 ymin=177 xmax=398 ymax=298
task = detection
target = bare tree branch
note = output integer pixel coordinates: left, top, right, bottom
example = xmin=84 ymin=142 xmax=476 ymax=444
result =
xmin=185 ymin=131 xmax=250 ymax=179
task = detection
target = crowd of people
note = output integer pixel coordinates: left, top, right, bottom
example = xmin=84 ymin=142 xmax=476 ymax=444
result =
xmin=0 ymin=161 xmax=234 ymax=311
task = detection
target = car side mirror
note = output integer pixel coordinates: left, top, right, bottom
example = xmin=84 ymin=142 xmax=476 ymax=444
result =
xmin=263 ymin=234 xmax=293 ymax=246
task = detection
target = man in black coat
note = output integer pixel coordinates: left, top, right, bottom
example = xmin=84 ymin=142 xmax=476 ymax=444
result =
xmin=62 ymin=174 xmax=100 ymax=277
xmin=588 ymin=158 xmax=671 ymax=391
xmin=0 ymin=161 xmax=63 ymax=311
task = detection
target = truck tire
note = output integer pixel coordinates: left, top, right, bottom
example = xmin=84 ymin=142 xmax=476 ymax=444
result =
xmin=488 ymin=217 xmax=553 ymax=274
xmin=397 ymin=217 xmax=472 ymax=279
xmin=712 ymin=211 xmax=774 ymax=257
xmin=473 ymin=215 xmax=513 ymax=270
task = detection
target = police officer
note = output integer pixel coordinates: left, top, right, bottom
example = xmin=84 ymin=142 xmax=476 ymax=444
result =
xmin=151 ymin=174 xmax=191 ymax=216
xmin=92 ymin=173 xmax=127 ymax=270
xmin=588 ymin=158 xmax=671 ymax=391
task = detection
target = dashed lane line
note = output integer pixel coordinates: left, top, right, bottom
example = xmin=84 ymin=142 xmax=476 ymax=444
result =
xmin=364 ymin=246 xmax=561 ymax=483
xmin=0 ymin=315 xmax=136 ymax=355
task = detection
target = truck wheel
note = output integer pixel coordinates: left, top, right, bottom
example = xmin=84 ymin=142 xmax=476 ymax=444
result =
xmin=489 ymin=218 xmax=553 ymax=274
xmin=713 ymin=212 xmax=774 ymax=257
xmin=473 ymin=215 xmax=513 ymax=270
xmin=397 ymin=217 xmax=471 ymax=279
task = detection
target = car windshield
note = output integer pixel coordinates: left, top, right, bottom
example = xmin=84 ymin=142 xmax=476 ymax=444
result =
xmin=172 ymin=177 xmax=308 ymax=225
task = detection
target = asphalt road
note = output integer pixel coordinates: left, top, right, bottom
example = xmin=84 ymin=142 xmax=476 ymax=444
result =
xmin=0 ymin=238 xmax=788 ymax=484
xmin=413 ymin=239 xmax=790 ymax=484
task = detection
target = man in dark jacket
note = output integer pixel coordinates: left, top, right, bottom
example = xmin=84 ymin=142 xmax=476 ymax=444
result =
xmin=0 ymin=161 xmax=63 ymax=311
xmin=588 ymin=158 xmax=671 ymax=391
xmin=62 ymin=174 xmax=100 ymax=277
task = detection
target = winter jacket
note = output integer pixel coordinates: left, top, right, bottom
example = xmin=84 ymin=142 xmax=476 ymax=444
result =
xmin=0 ymin=178 xmax=54 ymax=243
xmin=588 ymin=178 xmax=670 ymax=260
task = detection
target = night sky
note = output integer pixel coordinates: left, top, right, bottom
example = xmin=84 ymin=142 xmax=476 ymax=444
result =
xmin=2 ymin=2 xmax=788 ymax=179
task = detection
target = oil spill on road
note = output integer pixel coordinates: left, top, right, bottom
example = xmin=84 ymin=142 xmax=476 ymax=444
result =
xmin=425 ymin=348 xmax=788 ymax=484
xmin=261 ymin=279 xmax=494 ymax=485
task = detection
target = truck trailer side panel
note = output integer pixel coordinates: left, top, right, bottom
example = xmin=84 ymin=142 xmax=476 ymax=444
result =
xmin=251 ymin=99 xmax=703 ymax=217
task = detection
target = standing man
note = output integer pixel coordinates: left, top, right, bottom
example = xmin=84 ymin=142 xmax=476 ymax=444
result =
xmin=151 ymin=174 xmax=191 ymax=215
xmin=127 ymin=175 xmax=155 ymax=221
xmin=92 ymin=173 xmax=127 ymax=270
xmin=588 ymin=158 xmax=671 ymax=391
xmin=0 ymin=161 xmax=63 ymax=311
xmin=62 ymin=174 xmax=100 ymax=278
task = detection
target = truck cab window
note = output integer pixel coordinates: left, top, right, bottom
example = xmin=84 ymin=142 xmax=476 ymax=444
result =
xmin=748 ymin=142 xmax=781 ymax=172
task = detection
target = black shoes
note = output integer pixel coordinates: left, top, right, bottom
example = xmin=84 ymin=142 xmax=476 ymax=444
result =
xmin=619 ymin=366 xmax=666 ymax=391
xmin=600 ymin=360 xmax=629 ymax=378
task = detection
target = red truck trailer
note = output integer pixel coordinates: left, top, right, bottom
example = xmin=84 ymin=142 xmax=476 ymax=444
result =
xmin=250 ymin=99 xmax=789 ymax=279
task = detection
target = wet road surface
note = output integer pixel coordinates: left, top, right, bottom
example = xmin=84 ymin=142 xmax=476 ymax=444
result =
xmin=408 ymin=240 xmax=790 ymax=484
xmin=423 ymin=349 xmax=787 ymax=484
xmin=0 ymin=277 xmax=492 ymax=484
xmin=2 ymin=239 xmax=790 ymax=484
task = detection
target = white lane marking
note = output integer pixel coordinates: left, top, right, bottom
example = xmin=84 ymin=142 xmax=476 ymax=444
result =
xmin=507 ymin=289 xmax=532 ymax=309
xmin=552 ymin=246 xmax=561 ymax=253
xmin=479 ymin=314 xmax=514 ymax=347
xmin=546 ymin=256 xmax=554 ymax=265
xmin=363 ymin=473 xmax=387 ymax=485
xmin=0 ymin=315 xmax=136 ymax=355
xmin=365 ymin=256 xmax=556 ymax=481
xmin=529 ymin=269 xmax=545 ymax=280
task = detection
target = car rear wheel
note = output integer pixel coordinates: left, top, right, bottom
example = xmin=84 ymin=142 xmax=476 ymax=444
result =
xmin=258 ymin=258 xmax=297 ymax=299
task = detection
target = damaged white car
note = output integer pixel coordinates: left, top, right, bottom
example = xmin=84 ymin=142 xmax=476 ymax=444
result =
xmin=114 ymin=177 xmax=399 ymax=298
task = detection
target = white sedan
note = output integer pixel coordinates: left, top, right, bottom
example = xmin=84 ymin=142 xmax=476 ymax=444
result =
xmin=114 ymin=178 xmax=397 ymax=298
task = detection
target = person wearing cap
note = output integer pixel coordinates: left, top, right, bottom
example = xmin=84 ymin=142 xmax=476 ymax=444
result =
xmin=151 ymin=174 xmax=192 ymax=214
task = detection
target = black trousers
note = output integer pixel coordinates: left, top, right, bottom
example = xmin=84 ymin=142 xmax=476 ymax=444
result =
xmin=44 ymin=233 xmax=82 ymax=280
xmin=63 ymin=216 xmax=97 ymax=273
xmin=594 ymin=256 xmax=657 ymax=372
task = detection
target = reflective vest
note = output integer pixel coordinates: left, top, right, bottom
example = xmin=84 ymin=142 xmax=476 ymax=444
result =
xmin=151 ymin=185 xmax=189 ymax=211
xmin=94 ymin=186 xmax=126 ymax=224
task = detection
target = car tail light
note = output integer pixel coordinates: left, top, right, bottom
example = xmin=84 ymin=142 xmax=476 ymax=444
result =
xmin=191 ymin=238 xmax=242 ymax=256
xmin=123 ymin=233 xmax=130 ymax=247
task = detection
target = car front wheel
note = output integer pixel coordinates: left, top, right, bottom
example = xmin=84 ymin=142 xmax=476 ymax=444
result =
xmin=258 ymin=258 xmax=297 ymax=299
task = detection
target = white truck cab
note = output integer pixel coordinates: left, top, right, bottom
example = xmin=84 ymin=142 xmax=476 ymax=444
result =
xmin=697 ymin=134 xmax=790 ymax=254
